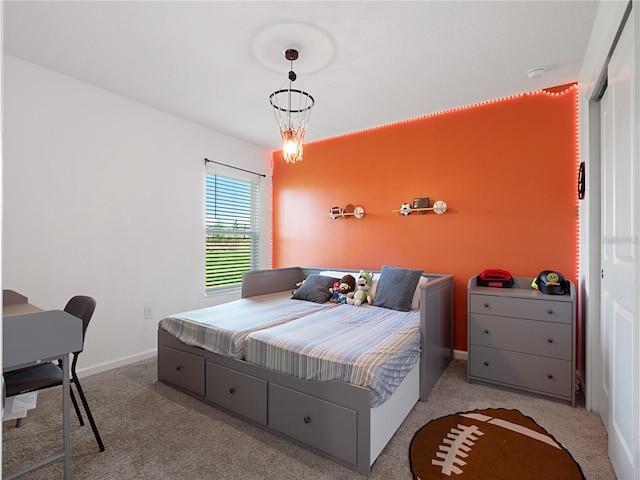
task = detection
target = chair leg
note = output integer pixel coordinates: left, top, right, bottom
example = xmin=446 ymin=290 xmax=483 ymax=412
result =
xmin=72 ymin=379 xmax=105 ymax=452
xmin=70 ymin=388 xmax=85 ymax=427
xmin=15 ymin=417 xmax=25 ymax=428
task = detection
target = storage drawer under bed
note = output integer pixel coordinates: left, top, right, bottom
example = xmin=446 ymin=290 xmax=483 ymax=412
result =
xmin=206 ymin=362 xmax=267 ymax=425
xmin=158 ymin=346 xmax=205 ymax=395
xmin=269 ymin=383 xmax=358 ymax=465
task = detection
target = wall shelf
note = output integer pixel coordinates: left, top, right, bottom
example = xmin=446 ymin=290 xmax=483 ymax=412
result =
xmin=392 ymin=200 xmax=448 ymax=215
xmin=327 ymin=204 xmax=365 ymax=219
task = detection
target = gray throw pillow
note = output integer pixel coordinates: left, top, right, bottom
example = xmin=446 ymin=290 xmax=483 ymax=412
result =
xmin=373 ymin=265 xmax=424 ymax=311
xmin=291 ymin=274 xmax=338 ymax=303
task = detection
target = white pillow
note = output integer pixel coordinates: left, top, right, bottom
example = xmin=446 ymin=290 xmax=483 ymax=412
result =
xmin=319 ymin=270 xmax=353 ymax=279
xmin=411 ymin=276 xmax=430 ymax=310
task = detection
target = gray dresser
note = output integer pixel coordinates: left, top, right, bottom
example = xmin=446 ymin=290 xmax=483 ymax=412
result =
xmin=467 ymin=276 xmax=576 ymax=406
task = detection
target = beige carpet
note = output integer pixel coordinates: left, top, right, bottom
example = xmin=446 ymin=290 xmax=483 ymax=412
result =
xmin=2 ymin=359 xmax=615 ymax=479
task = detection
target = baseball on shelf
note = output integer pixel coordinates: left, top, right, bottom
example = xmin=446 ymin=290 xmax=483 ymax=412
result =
xmin=433 ymin=200 xmax=448 ymax=214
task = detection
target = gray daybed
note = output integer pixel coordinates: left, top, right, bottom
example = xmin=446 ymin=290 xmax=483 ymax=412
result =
xmin=157 ymin=267 xmax=453 ymax=475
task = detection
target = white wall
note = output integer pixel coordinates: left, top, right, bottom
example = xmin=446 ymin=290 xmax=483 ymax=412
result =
xmin=2 ymin=55 xmax=272 ymax=376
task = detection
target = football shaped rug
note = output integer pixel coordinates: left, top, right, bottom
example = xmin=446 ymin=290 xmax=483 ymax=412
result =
xmin=409 ymin=408 xmax=585 ymax=479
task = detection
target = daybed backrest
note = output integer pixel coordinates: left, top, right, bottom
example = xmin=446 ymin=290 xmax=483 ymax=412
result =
xmin=241 ymin=267 xmax=304 ymax=298
xmin=242 ymin=267 xmax=453 ymax=309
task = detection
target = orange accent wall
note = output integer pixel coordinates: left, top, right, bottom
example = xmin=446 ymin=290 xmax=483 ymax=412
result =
xmin=272 ymin=85 xmax=579 ymax=352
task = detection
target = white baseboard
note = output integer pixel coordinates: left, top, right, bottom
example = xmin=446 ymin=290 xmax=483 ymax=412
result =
xmin=77 ymin=348 xmax=157 ymax=378
xmin=453 ymin=349 xmax=468 ymax=361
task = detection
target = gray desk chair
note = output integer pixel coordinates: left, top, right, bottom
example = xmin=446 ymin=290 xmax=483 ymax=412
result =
xmin=3 ymin=295 xmax=105 ymax=452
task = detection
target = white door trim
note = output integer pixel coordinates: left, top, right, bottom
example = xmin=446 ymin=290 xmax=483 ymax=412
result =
xmin=578 ymin=0 xmax=631 ymax=412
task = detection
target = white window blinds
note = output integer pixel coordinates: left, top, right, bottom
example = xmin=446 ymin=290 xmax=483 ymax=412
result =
xmin=205 ymin=170 xmax=260 ymax=294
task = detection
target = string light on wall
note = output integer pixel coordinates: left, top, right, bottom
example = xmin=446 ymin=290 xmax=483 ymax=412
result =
xmin=312 ymin=84 xmax=578 ymax=144
xmin=269 ymin=49 xmax=315 ymax=163
xmin=573 ymin=82 xmax=580 ymax=281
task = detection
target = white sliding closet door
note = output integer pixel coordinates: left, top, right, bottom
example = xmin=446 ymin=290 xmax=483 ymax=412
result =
xmin=600 ymin=10 xmax=638 ymax=479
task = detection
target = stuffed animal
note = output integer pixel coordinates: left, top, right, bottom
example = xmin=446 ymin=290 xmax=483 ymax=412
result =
xmin=347 ymin=271 xmax=373 ymax=306
xmin=337 ymin=274 xmax=356 ymax=304
xmin=291 ymin=279 xmax=305 ymax=295
xmin=329 ymin=281 xmax=341 ymax=302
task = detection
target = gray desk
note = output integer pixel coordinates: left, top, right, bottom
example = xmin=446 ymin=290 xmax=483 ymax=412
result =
xmin=3 ymin=290 xmax=83 ymax=480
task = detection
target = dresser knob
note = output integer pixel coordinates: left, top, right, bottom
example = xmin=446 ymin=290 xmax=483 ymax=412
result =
xmin=547 ymin=374 xmax=554 ymax=379
xmin=547 ymin=338 xmax=554 ymax=343
xmin=547 ymin=309 xmax=554 ymax=315
xmin=484 ymin=329 xmax=490 ymax=334
xmin=229 ymin=387 xmax=236 ymax=394
xmin=484 ymin=361 xmax=490 ymax=366
xmin=176 ymin=365 xmax=183 ymax=372
xmin=304 ymin=416 xmax=311 ymax=424
xmin=484 ymin=303 xmax=490 ymax=308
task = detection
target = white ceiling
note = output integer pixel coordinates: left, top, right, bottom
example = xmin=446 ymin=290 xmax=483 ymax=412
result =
xmin=3 ymin=1 xmax=600 ymax=150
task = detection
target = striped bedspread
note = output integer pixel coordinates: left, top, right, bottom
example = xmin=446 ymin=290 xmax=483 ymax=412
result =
xmin=158 ymin=292 xmax=336 ymax=359
xmin=245 ymin=304 xmax=421 ymax=407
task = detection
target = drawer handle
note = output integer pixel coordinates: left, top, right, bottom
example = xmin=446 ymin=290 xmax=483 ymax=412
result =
xmin=229 ymin=387 xmax=236 ymax=394
xmin=547 ymin=374 xmax=554 ymax=379
xmin=484 ymin=303 xmax=490 ymax=308
xmin=547 ymin=309 xmax=554 ymax=315
xmin=483 ymin=361 xmax=490 ymax=366
xmin=303 ymin=416 xmax=311 ymax=424
xmin=176 ymin=365 xmax=183 ymax=372
xmin=547 ymin=338 xmax=554 ymax=343
xmin=483 ymin=329 xmax=490 ymax=334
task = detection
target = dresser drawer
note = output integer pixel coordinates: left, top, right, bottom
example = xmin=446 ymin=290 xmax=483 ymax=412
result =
xmin=206 ymin=362 xmax=267 ymax=425
xmin=470 ymin=314 xmax=572 ymax=360
xmin=269 ymin=384 xmax=357 ymax=465
xmin=469 ymin=294 xmax=572 ymax=323
xmin=158 ymin=346 xmax=205 ymax=395
xmin=469 ymin=345 xmax=573 ymax=398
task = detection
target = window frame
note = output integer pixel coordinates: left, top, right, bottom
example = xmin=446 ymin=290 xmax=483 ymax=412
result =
xmin=204 ymin=170 xmax=260 ymax=295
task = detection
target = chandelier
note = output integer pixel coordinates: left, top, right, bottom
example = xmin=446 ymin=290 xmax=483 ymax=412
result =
xmin=269 ymin=49 xmax=315 ymax=163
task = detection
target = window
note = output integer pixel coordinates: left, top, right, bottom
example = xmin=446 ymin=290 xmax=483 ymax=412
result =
xmin=205 ymin=171 xmax=260 ymax=294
